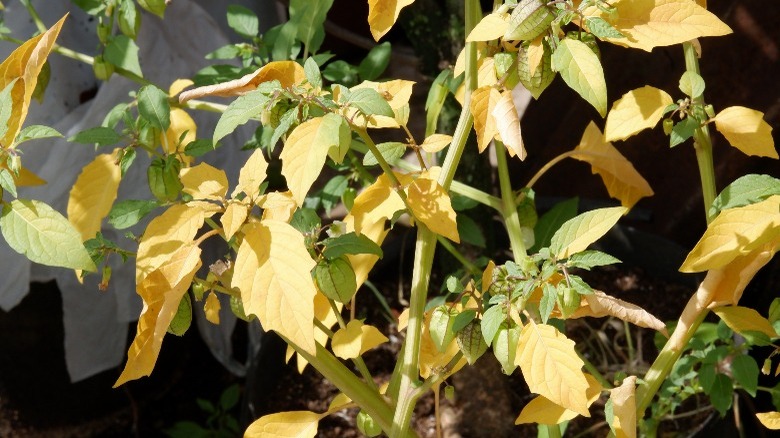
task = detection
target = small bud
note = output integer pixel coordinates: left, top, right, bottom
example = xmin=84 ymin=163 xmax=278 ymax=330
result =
xmin=704 ymin=104 xmax=715 ymax=118
xmin=662 ymin=118 xmax=674 ymax=135
xmin=92 ymin=55 xmax=114 ymax=81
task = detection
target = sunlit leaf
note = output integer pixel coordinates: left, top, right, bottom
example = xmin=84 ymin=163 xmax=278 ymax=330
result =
xmin=713 ymin=106 xmax=777 ymax=158
xmin=610 ymin=375 xmax=637 ymax=438
xmin=179 ymin=162 xmax=228 ymax=201
xmin=571 ymin=122 xmax=654 ymax=208
xmin=179 ymin=61 xmax=305 ymax=102
xmin=245 ymin=411 xmax=321 ymax=438
xmin=233 ymin=148 xmax=269 ymax=200
xmin=550 ymin=205 xmax=627 ymax=259
xmin=470 ymin=86 xmax=501 ymax=152
xmin=756 ymin=412 xmax=780 ymax=430
xmin=332 ymin=320 xmax=389 ymax=359
xmin=492 ymin=91 xmax=526 ymax=159
xmin=713 ymin=306 xmax=777 ymax=339
xmin=466 ymin=12 xmax=510 ymax=42
xmin=570 ymin=291 xmax=667 ymax=334
xmin=1 ymin=199 xmax=96 ymax=271
xmin=515 ymin=374 xmax=602 ymax=425
xmin=350 ymin=173 xmax=406 ymax=236
xmin=164 ymin=108 xmax=196 ymax=160
xmin=221 ymin=201 xmax=248 ymax=241
xmin=204 ymin=292 xmax=221 ymax=324
xmin=213 ymin=89 xmax=271 ymax=144
xmin=605 ymin=86 xmax=673 ymax=142
xmin=551 ymin=39 xmax=607 ymax=117
xmin=680 ymin=196 xmax=780 ymax=272
xmin=407 ymin=175 xmax=460 ymax=242
xmin=232 ymin=220 xmax=317 ymax=354
xmin=582 ymin=0 xmax=732 ymax=52
xmin=367 ymin=0 xmax=415 ymax=41
xmin=709 ymin=174 xmax=780 ymax=218
xmin=516 ymin=321 xmax=590 ymax=416
xmin=420 ymin=134 xmax=452 ymax=153
xmin=67 ymin=151 xmax=121 ymax=241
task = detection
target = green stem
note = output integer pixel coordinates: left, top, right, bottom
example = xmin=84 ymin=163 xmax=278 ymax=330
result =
xmin=328 ymin=299 xmax=381 ymax=394
xmin=20 ymin=0 xmax=46 ymax=34
xmin=495 ymin=141 xmax=527 ymax=259
xmin=390 ymin=3 xmax=481 ymax=435
xmin=281 ymin=335 xmax=400 ymax=436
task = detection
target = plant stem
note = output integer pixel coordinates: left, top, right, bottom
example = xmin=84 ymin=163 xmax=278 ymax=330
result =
xmin=389 ymin=2 xmax=481 ymax=436
xmin=495 ymin=141 xmax=527 ymax=259
xmin=436 ymin=235 xmax=481 ymax=277
xmin=20 ymin=0 xmax=46 ymax=34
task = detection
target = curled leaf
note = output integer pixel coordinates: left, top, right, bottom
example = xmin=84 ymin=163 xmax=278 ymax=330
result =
xmin=570 ymin=290 xmax=667 ymax=335
xmin=179 ymin=61 xmax=305 ymax=102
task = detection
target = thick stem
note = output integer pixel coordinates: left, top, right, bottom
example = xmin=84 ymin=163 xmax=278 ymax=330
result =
xmin=495 ymin=141 xmax=527 ymax=259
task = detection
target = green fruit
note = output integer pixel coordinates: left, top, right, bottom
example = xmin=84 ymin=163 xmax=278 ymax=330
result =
xmin=558 ymin=286 xmax=580 ymax=318
xmin=314 ymin=257 xmax=357 ymax=303
xmin=97 ymin=17 xmax=112 ymax=44
xmin=148 ymin=156 xmax=183 ymax=202
xmin=92 ymin=55 xmax=115 ymax=81
xmin=662 ymin=118 xmax=674 ymax=135
xmin=505 ymin=0 xmax=555 ymax=41
xmin=456 ymin=321 xmax=488 ymax=365
xmin=168 ymin=293 xmax=192 ymax=336
xmin=517 ymin=40 xmax=555 ymax=99
xmin=356 ymin=411 xmax=382 ymax=437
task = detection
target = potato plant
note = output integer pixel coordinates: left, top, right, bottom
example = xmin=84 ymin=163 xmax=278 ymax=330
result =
xmin=0 ymin=0 xmax=778 ymax=436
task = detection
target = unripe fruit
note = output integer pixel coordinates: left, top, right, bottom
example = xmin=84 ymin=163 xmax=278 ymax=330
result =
xmin=356 ymin=411 xmax=382 ymax=437
xmin=558 ymin=286 xmax=580 ymax=318
xmin=505 ymin=0 xmax=555 ymax=41
xmin=168 ymin=293 xmax=192 ymax=336
xmin=92 ymin=55 xmax=115 ymax=81
xmin=662 ymin=118 xmax=674 ymax=135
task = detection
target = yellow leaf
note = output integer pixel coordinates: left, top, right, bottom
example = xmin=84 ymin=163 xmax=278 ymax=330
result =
xmin=221 ymin=201 xmax=248 ymax=241
xmin=420 ymin=134 xmax=452 ymax=153
xmin=135 ymin=202 xmax=219 ymax=283
xmin=419 ymin=309 xmax=466 ymax=379
xmin=259 ymin=191 xmax=298 ymax=223
xmin=515 ymin=374 xmax=602 ymax=425
xmin=492 ymin=91 xmax=526 ymax=160
xmin=245 ymin=411 xmax=322 ymax=438
xmin=527 ymin=36 xmax=545 ymax=78
xmin=713 ymin=106 xmax=777 ymax=158
xmin=67 ymin=151 xmax=121 ymax=241
xmin=164 ymin=108 xmax=196 ymax=161
xmin=346 ymin=80 xmax=415 ymax=129
xmin=233 ymin=148 xmax=268 ymax=200
xmin=610 ymin=376 xmax=637 ymax=438
xmin=680 ymin=196 xmax=780 ymax=272
xmin=476 ymin=57 xmax=498 ymax=89
xmin=516 ymin=321 xmax=590 ymax=416
xmin=397 ymin=308 xmax=410 ymax=331
xmin=168 ymin=79 xmax=193 ymax=97
xmin=571 ymin=122 xmax=654 ymax=209
xmin=466 ymin=12 xmax=510 ymax=42
xmin=331 ymin=320 xmax=389 ymax=359
xmin=232 ymin=220 xmax=317 ymax=354
xmin=344 ymin=214 xmax=389 ymax=288
xmin=470 ymin=86 xmax=501 ymax=152
xmin=204 ymin=291 xmax=221 ymax=324
xmin=709 ymin=245 xmax=777 ymax=307
xmin=14 ymin=166 xmax=47 ymax=186
xmin=179 ymin=162 xmax=228 ymax=201
xmin=287 ymin=291 xmax=344 ymax=373
xmin=571 ymin=291 xmax=667 ymax=335
xmin=367 ymin=0 xmax=415 ymax=41
xmin=756 ymin=412 xmax=780 ymax=430
xmin=115 ymin=243 xmax=202 ymax=386
xmin=178 ymin=61 xmax=305 ymax=102
xmin=350 ymin=173 xmax=406 ymax=236
xmin=281 ymin=116 xmax=346 ymax=205
xmin=327 ymin=393 xmax=352 ymax=413
xmin=582 ymin=0 xmax=732 ymax=52
xmin=407 ymin=175 xmax=460 ymax=242
xmin=605 ymin=86 xmax=673 ymax=142
xmin=482 ymin=260 xmax=496 ymax=295
xmin=0 ymin=15 xmax=66 ymax=148
xmin=713 ymin=306 xmax=777 ymax=339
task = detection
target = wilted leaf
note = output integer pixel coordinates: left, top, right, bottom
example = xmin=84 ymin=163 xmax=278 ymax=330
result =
xmin=492 ymin=91 xmax=526 ymax=159
xmin=713 ymin=106 xmax=777 ymax=158
xmin=67 ymin=151 xmax=121 ymax=241
xmin=470 ymin=86 xmax=501 ymax=152
xmin=332 ymin=320 xmax=389 ymax=359
xmin=551 ymin=39 xmax=607 ymax=117
xmin=610 ymin=376 xmax=637 ymax=438
xmin=367 ymin=0 xmax=415 ymax=41
xmin=550 ymin=205 xmax=627 ymax=259
xmin=680 ymin=196 xmax=780 ymax=272
xmin=232 ymin=220 xmax=317 ymax=354
xmin=115 ymin=243 xmax=201 ymax=386
xmin=1 ymin=199 xmax=96 ymax=271
xmin=0 ymin=15 xmax=66 ymax=148
xmin=582 ymin=0 xmax=732 ymax=52
xmin=570 ymin=291 xmax=666 ymax=334
xmin=516 ymin=321 xmax=590 ymax=416
xmin=233 ymin=148 xmax=269 ymax=200
xmin=571 ymin=123 xmax=654 ymax=208
xmin=605 ymin=86 xmax=673 ymax=142
xmin=407 ymin=175 xmax=459 ymax=242
xmin=179 ymin=61 xmax=305 ymax=102
xmin=515 ymin=374 xmax=602 ymax=425
xmin=245 ymin=410 xmax=322 ymax=438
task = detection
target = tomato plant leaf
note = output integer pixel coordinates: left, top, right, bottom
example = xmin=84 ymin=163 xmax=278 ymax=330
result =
xmin=104 ymin=35 xmax=143 ymax=78
xmin=137 ymin=85 xmax=170 ymax=131
xmin=226 ymin=4 xmax=259 ymax=38
xmin=108 ymin=199 xmax=159 ymax=230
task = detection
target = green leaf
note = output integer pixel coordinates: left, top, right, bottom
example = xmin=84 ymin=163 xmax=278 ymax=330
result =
xmin=314 ymin=256 xmax=357 ymax=303
xmin=551 ymin=38 xmax=607 ymax=117
xmin=137 ymin=85 xmax=170 ymax=131
xmin=363 ymin=141 xmax=405 ymax=166
xmin=137 ymin=0 xmax=166 ymax=18
xmin=72 ymin=0 xmax=106 ymax=15
xmin=15 ymin=125 xmax=62 ymax=144
xmin=568 ymin=275 xmax=593 ymax=295
xmin=531 ymin=197 xmax=578 ymax=253
xmin=679 ymin=71 xmax=705 ymax=99
xmin=304 ymin=57 xmax=322 ymax=89
xmin=452 ymin=309 xmax=477 ymax=332
xmin=669 ymin=116 xmax=699 ymax=147
xmin=0 ymin=168 xmax=17 ymax=198
xmin=290 ymin=208 xmax=321 ymax=235
xmin=539 ymin=283 xmax=557 ymax=324
xmin=167 ymin=293 xmax=192 ymax=336
xmin=493 ymin=325 xmax=521 ymax=375
xmin=770 ymin=298 xmax=780 ymax=324
xmin=213 ymin=88 xmax=272 ymax=144
xmin=550 ymin=206 xmax=627 ymax=259
xmin=104 ymin=35 xmax=143 ymax=77
xmin=359 ymin=42 xmax=392 ymax=81
xmin=709 ymin=174 xmax=780 ymax=218
xmin=322 ymin=232 xmax=383 ymax=259
xmin=226 ymin=4 xmax=259 ymax=38
xmin=184 ymin=139 xmax=218 ymax=158
xmin=320 ymin=175 xmax=349 ymax=213
xmin=108 ymin=199 xmax=160 ymax=230
xmin=456 ymin=214 xmax=486 ymax=248
xmin=709 ymin=374 xmax=733 ymax=416
xmin=0 ymin=199 xmax=96 ymax=271
xmin=586 ymin=17 xmax=624 ymax=39
xmin=566 ymin=250 xmax=621 ymax=270
xmin=291 ymin=0 xmax=334 ymax=54
xmin=219 ymin=384 xmax=240 ymax=411
xmin=68 ymin=126 xmax=122 ymax=147
xmin=347 ymin=88 xmax=394 ymax=117
xmin=430 ymin=306 xmax=457 ymax=352
xmin=731 ymin=354 xmax=758 ymax=397
xmin=481 ymin=305 xmax=506 ymax=347
xmin=205 ymin=44 xmax=242 ymax=60
xmin=699 ymin=362 xmax=716 ymax=392
xmin=323 ymin=60 xmax=359 ymax=86
xmin=118 ymin=148 xmax=136 ymax=176
xmin=323 ymin=113 xmax=352 ymax=164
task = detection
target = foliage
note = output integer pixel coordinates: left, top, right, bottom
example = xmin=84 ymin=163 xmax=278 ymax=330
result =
xmin=0 ymin=0 xmax=778 ymax=436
